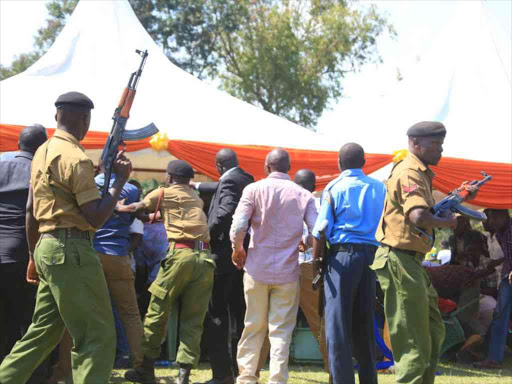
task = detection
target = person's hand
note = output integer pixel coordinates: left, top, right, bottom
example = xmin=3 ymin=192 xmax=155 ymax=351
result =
xmin=112 ymin=150 xmax=132 ymax=182
xmin=232 ymin=247 xmax=247 ymax=270
xmin=298 ymin=240 xmax=307 ymax=253
xmin=489 ymin=257 xmax=504 ymax=268
xmin=115 ymin=199 xmax=136 ymax=213
xmin=26 ymin=257 xmax=39 ymax=285
xmin=460 ymin=181 xmax=479 ymax=200
xmin=440 ymin=210 xmax=457 ymax=228
xmin=189 ymin=180 xmax=197 ymax=189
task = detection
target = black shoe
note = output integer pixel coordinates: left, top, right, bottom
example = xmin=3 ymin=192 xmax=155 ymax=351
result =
xmin=176 ymin=364 xmax=192 ymax=384
xmin=124 ymin=356 xmax=156 ymax=384
xmin=197 ymin=377 xmax=235 ymax=384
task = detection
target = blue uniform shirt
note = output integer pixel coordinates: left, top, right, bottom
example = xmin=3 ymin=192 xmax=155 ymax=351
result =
xmin=93 ymin=173 xmax=139 ymax=256
xmin=312 ymin=168 xmax=386 ymax=246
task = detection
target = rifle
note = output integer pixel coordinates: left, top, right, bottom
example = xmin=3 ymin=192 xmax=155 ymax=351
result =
xmin=100 ymin=49 xmax=159 ymax=196
xmin=312 ymin=219 xmax=329 ymax=317
xmin=416 ymin=171 xmax=492 ymax=245
xmin=312 ymin=219 xmax=329 ymax=290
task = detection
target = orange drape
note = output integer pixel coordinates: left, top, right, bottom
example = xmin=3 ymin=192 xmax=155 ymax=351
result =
xmin=1 ymin=123 xmax=511 ymax=208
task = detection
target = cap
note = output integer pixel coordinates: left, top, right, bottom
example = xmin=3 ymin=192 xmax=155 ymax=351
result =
xmin=407 ymin=121 xmax=446 ymax=137
xmin=55 ymin=91 xmax=94 ymax=109
xmin=167 ymin=160 xmax=194 ymax=179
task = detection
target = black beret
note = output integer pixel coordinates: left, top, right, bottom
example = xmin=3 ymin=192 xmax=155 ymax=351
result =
xmin=55 ymin=91 xmax=94 ymax=109
xmin=407 ymin=121 xmax=446 ymax=137
xmin=167 ymin=160 xmax=194 ymax=179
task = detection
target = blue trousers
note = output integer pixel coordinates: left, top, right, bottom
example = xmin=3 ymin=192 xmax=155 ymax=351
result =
xmin=488 ymin=277 xmax=512 ymax=362
xmin=324 ymin=243 xmax=378 ymax=384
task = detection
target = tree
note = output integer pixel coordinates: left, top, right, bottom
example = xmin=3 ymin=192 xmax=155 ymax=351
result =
xmin=1 ymin=0 xmax=393 ymax=128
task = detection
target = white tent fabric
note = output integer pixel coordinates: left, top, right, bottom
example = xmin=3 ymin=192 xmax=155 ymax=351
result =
xmin=0 ymin=0 xmax=339 ymax=170
xmin=317 ymin=1 xmax=512 ymax=164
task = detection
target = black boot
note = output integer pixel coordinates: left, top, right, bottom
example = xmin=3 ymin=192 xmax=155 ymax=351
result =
xmin=176 ymin=363 xmax=192 ymax=384
xmin=124 ymin=356 xmax=156 ymax=384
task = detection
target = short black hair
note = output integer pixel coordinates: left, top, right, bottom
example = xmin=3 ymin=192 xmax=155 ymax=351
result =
xmin=339 ymin=143 xmax=365 ymax=169
xmin=19 ymin=124 xmax=47 ymax=154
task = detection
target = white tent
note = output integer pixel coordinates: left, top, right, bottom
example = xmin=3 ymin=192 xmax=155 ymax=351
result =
xmin=0 ymin=0 xmax=339 ymax=172
xmin=1 ymin=0 xmax=510 ymax=206
xmin=318 ymin=1 xmax=511 ymax=164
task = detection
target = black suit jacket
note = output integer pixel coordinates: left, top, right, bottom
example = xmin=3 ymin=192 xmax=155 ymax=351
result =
xmin=198 ymin=167 xmax=254 ymax=273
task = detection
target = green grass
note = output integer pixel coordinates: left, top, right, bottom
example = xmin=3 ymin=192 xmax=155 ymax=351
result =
xmin=111 ymin=358 xmax=512 ymax=384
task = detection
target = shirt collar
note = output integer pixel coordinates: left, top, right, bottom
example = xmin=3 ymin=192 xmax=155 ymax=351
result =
xmin=52 ymin=129 xmax=85 ymax=151
xmin=406 ymin=152 xmax=435 ymax=179
xmin=14 ymin=151 xmax=34 ymax=160
xmin=267 ymin=172 xmax=291 ymax=180
xmin=339 ymin=168 xmax=365 ymax=178
xmin=220 ymin=166 xmax=238 ymax=180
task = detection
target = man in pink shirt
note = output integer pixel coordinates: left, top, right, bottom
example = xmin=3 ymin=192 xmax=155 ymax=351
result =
xmin=230 ymin=149 xmax=318 ymax=384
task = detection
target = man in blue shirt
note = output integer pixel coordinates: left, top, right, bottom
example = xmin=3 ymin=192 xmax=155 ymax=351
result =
xmin=93 ymin=162 xmax=144 ymax=369
xmin=312 ymin=143 xmax=386 ymax=384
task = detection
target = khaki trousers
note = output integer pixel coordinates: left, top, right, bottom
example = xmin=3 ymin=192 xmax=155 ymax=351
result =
xmin=237 ymin=274 xmax=300 ymax=384
xmin=257 ymin=263 xmax=329 ymax=374
xmin=99 ymin=253 xmax=144 ymax=368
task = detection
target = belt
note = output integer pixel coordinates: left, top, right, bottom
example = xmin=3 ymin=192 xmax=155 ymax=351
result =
xmin=170 ymin=240 xmax=209 ymax=250
xmin=41 ymin=228 xmax=91 ymax=240
xmin=388 ymin=246 xmax=419 ymax=257
xmin=330 ymin=242 xmax=376 ymax=253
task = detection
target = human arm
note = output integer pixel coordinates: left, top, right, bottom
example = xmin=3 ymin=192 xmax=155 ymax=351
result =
xmin=80 ymin=151 xmax=132 ymax=229
xmin=409 ymin=208 xmax=457 ymax=229
xmin=193 ymin=181 xmax=219 ymax=194
xmin=229 ymin=187 xmax=254 ymax=268
xmin=303 ymin=196 xmax=319 ymax=247
xmin=209 ymin=178 xmax=241 ymax=239
xmin=398 ymin=169 xmax=457 ymax=229
xmin=25 ymin=185 xmax=40 ymax=285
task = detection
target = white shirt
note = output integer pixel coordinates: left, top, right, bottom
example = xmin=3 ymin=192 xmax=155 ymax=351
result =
xmin=437 ymin=249 xmax=452 ymax=265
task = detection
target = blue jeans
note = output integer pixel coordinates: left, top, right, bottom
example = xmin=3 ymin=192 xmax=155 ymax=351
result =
xmin=488 ymin=277 xmax=512 ymax=362
xmin=324 ymin=243 xmax=378 ymax=384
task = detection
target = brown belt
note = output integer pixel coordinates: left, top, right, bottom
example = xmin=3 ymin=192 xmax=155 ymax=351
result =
xmin=41 ymin=228 xmax=91 ymax=240
xmin=170 ymin=240 xmax=209 ymax=250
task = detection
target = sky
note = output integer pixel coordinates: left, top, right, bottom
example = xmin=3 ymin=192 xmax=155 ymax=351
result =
xmin=1 ymin=0 xmax=511 ymax=132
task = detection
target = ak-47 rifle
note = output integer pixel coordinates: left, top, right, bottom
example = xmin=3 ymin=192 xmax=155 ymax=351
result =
xmin=100 ymin=49 xmax=159 ymax=196
xmin=312 ymin=219 xmax=329 ymax=317
xmin=416 ymin=171 xmax=492 ymax=245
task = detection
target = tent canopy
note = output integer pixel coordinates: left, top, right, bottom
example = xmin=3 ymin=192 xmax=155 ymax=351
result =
xmin=1 ymin=0 xmax=510 ymax=207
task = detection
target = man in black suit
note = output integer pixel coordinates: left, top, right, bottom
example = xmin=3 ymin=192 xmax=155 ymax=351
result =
xmin=192 ymin=149 xmax=254 ymax=384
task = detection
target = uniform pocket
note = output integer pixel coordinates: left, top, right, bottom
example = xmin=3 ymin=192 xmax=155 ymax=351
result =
xmin=38 ymin=238 xmax=66 ymax=266
xmin=148 ymin=282 xmax=168 ymax=300
xmin=370 ymin=246 xmax=389 ymax=270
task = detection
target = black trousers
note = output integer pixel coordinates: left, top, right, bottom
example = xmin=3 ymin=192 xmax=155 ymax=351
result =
xmin=0 ymin=262 xmax=49 ymax=383
xmin=203 ymin=269 xmax=246 ymax=379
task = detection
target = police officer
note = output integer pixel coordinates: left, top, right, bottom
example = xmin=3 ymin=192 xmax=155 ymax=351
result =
xmin=123 ymin=160 xmax=215 ymax=384
xmin=370 ymin=121 xmax=478 ymax=384
xmin=312 ymin=144 xmax=386 ymax=384
xmin=0 ymin=91 xmax=133 ymax=384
